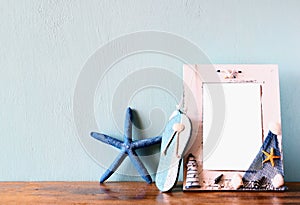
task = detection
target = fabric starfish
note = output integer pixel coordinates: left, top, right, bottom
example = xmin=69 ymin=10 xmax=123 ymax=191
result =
xmin=262 ymin=147 xmax=281 ymax=167
xmin=90 ymin=107 xmax=162 ymax=184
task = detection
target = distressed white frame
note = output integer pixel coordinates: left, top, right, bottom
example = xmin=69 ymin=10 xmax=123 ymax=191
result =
xmin=183 ymin=64 xmax=282 ymax=191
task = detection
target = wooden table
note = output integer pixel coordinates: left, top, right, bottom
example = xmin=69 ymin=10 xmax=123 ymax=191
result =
xmin=0 ymin=182 xmax=299 ymax=204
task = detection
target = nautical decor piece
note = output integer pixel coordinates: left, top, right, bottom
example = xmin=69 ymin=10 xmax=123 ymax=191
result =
xmin=91 ymin=107 xmax=162 ymax=184
xmin=241 ymin=125 xmax=287 ymax=190
xmin=183 ymin=64 xmax=286 ymax=191
xmin=185 ymin=154 xmax=201 ymax=189
xmin=155 ymin=110 xmax=192 ymax=192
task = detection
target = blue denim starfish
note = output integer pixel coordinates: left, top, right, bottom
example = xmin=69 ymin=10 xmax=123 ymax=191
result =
xmin=91 ymin=107 xmax=162 ymax=184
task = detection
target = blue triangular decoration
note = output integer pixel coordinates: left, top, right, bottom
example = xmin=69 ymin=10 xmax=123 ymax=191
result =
xmin=242 ymin=131 xmax=286 ymax=190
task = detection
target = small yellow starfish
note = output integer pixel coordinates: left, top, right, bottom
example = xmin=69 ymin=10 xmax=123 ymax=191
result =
xmin=262 ymin=148 xmax=281 ymax=167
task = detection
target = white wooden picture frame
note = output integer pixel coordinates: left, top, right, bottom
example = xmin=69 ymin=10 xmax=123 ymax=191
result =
xmin=183 ymin=64 xmax=286 ymax=191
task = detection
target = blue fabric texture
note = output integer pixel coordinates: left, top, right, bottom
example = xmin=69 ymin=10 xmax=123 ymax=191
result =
xmin=241 ymin=131 xmax=287 ymax=190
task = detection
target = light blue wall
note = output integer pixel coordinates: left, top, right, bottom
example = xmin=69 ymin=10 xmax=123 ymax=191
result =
xmin=1 ymin=0 xmax=299 ymax=182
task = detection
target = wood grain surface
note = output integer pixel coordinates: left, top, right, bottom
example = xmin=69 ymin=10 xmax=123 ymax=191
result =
xmin=0 ymin=182 xmax=299 ymax=204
